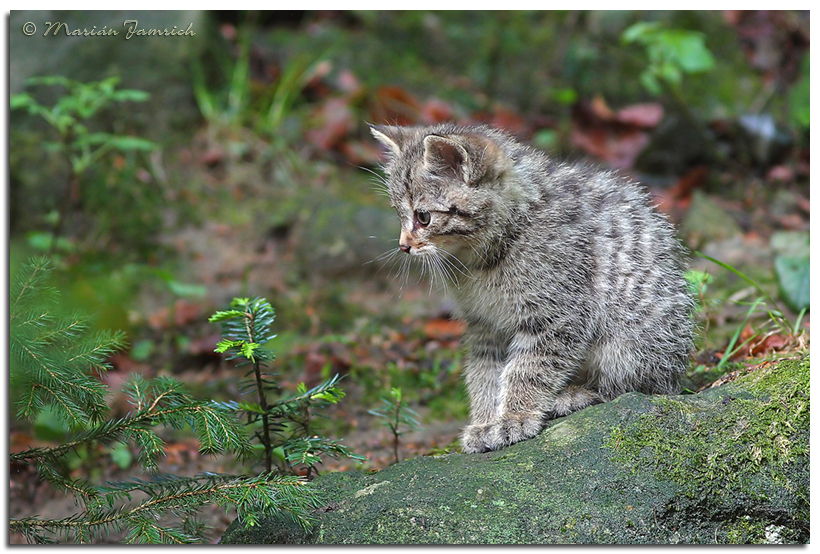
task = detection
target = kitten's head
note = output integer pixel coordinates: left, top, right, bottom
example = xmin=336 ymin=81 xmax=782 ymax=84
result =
xmin=369 ymin=124 xmax=515 ymax=276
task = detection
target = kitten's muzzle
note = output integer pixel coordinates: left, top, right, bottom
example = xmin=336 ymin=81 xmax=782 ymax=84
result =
xmin=399 ymin=229 xmax=415 ymax=253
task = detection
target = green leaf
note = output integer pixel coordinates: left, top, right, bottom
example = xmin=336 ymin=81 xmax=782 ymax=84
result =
xmin=390 ymin=387 xmax=403 ymax=403
xmin=130 ymin=339 xmax=155 ymax=362
xmin=640 ymin=71 xmax=662 ymax=96
xmin=774 ymin=255 xmax=810 ymax=312
xmin=310 ymin=387 xmax=344 ymax=404
xmin=237 ymin=402 xmax=265 ymax=414
xmin=26 ymin=231 xmax=55 ymax=252
xmin=110 ymin=89 xmax=151 ymax=103
xmin=230 ymin=297 xmax=251 ymax=309
xmin=27 ymin=75 xmax=75 ymax=88
xmin=622 ymin=21 xmax=660 ymax=44
xmin=657 ymin=60 xmax=682 ymax=85
xmin=10 ymin=92 xmax=37 ymax=111
xmin=532 ymin=129 xmax=558 ymax=150
xmin=669 ymin=33 xmax=715 ymax=73
xmin=167 ymin=280 xmax=207 ymax=298
xmin=79 ymin=132 xmax=116 ymax=146
xmin=215 ymin=339 xmax=243 ymax=353
xmin=105 ymin=136 xmax=157 ymax=152
xmin=770 ymin=230 xmax=810 ymax=258
xmin=272 ymin=446 xmax=287 ymax=462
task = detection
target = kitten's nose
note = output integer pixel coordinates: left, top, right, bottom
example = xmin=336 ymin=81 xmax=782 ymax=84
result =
xmin=399 ymin=230 xmax=413 ymax=253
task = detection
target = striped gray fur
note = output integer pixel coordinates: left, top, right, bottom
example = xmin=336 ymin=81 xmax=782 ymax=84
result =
xmin=370 ymin=123 xmax=695 ymax=453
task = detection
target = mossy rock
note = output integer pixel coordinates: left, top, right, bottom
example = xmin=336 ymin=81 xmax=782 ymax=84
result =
xmin=221 ymin=355 xmax=809 ymax=544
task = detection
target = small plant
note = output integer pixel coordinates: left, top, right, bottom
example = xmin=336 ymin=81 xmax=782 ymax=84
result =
xmin=369 ymin=387 xmax=421 ymax=464
xmin=9 ymin=258 xmax=321 ymax=543
xmin=622 ymin=21 xmax=727 ymax=165
xmin=621 ymin=21 xmax=715 ymax=97
xmin=192 ymin=15 xmax=322 ymax=140
xmin=209 ymin=297 xmax=364 ymax=478
xmin=191 ymin=27 xmax=252 ymax=131
xmin=685 ymin=268 xmax=714 ymax=336
xmin=696 ymin=252 xmax=808 ymax=367
xmin=10 ymin=76 xmax=157 ymax=252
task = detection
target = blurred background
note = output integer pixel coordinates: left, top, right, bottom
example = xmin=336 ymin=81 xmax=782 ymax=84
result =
xmin=8 ymin=10 xmax=810 ymax=541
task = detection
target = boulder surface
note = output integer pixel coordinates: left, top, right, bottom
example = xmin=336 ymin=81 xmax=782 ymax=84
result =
xmin=221 ymin=355 xmax=809 ymax=544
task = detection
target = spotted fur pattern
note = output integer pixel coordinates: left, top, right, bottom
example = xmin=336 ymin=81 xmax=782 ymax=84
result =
xmin=370 ymin=123 xmax=695 ymax=453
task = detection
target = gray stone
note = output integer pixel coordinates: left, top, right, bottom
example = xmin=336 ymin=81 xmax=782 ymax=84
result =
xmin=292 ymin=197 xmax=399 ymax=278
xmin=680 ymin=190 xmax=743 ymax=248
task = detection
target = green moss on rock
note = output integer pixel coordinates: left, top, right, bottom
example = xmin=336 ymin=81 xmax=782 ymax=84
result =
xmin=221 ymin=355 xmax=809 ymax=544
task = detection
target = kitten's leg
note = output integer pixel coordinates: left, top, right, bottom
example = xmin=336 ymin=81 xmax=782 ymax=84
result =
xmin=459 ymin=324 xmax=509 ymax=453
xmin=472 ymin=328 xmax=589 ymax=452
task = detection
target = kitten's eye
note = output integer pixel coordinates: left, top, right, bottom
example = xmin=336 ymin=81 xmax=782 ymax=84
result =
xmin=415 ymin=210 xmax=431 ymax=227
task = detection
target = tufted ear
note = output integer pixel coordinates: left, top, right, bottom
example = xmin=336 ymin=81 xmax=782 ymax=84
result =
xmin=370 ymin=125 xmax=411 ymax=159
xmin=423 ymin=133 xmax=508 ymax=186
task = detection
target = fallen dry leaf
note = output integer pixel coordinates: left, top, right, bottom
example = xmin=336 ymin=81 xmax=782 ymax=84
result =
xmin=669 ymin=165 xmax=710 ymax=202
xmin=421 ymin=98 xmax=455 ymax=125
xmin=306 ymin=97 xmax=356 ymax=151
xmin=472 ymin=105 xmax=531 ymax=138
xmin=570 ymin=96 xmax=664 ymax=169
xmin=368 ymin=85 xmax=423 ymax=126
xmin=422 ymin=318 xmax=467 ymax=341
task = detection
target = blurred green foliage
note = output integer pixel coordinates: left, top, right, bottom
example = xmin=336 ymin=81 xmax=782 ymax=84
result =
xmin=622 ymin=21 xmax=715 ymax=95
xmin=788 ymin=53 xmax=810 ymax=129
xmin=10 ymin=76 xmax=161 ymax=258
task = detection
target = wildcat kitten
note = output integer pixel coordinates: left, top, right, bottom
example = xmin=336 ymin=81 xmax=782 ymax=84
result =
xmin=370 ymin=123 xmax=695 ymax=453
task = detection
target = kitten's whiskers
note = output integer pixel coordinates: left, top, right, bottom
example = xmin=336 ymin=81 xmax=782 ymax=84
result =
xmin=359 ymin=165 xmax=392 ymax=199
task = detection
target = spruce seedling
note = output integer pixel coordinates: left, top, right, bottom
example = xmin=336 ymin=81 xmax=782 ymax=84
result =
xmin=369 ymin=387 xmax=421 ymax=464
xmin=210 ymin=297 xmax=364 ymax=478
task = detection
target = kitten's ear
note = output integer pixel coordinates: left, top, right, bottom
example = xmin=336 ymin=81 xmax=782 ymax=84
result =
xmin=422 ymin=136 xmax=470 ymax=182
xmin=423 ymin=134 xmax=507 ymax=186
xmin=370 ymin=125 xmax=408 ymax=159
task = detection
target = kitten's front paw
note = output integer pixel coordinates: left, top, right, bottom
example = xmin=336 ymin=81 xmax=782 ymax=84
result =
xmin=461 ymin=413 xmax=544 ymax=453
xmin=488 ymin=412 xmax=544 ymax=450
xmin=461 ymin=423 xmax=494 ymax=453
